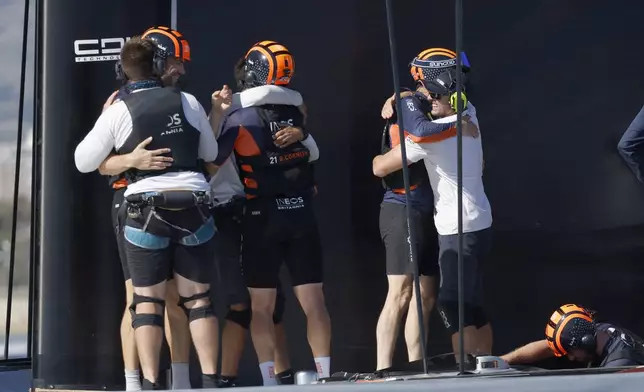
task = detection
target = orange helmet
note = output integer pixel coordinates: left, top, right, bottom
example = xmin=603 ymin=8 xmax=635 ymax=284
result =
xmin=545 ymin=304 xmax=597 ymax=357
xmin=142 ymin=26 xmax=191 ymax=62
xmin=240 ymin=40 xmax=295 ymax=88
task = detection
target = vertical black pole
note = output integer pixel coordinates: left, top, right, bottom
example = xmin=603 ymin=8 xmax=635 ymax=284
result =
xmin=171 ymin=0 xmax=177 ymax=30
xmin=455 ymin=0 xmax=466 ymax=376
xmin=32 ymin=0 xmax=171 ymax=388
xmin=384 ymin=0 xmax=428 ymax=375
xmin=3 ymin=0 xmax=31 ymax=362
xmin=27 ymin=0 xmax=40 ymax=360
xmin=30 ymin=0 xmax=43 ymax=375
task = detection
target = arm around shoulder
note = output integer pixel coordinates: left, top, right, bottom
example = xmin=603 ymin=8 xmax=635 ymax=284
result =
xmin=74 ymin=107 xmax=120 ymax=173
xmin=301 ymin=134 xmax=320 ymax=162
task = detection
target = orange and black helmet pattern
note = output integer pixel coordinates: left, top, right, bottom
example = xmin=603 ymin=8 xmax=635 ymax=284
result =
xmin=244 ymin=40 xmax=295 ymax=87
xmin=142 ymin=26 xmax=191 ymax=62
xmin=410 ymin=48 xmax=470 ymax=82
xmin=545 ymin=304 xmax=595 ymax=357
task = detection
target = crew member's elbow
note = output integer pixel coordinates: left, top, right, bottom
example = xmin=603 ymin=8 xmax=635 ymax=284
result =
xmin=372 ymin=158 xmax=388 ymax=178
xmin=76 ymin=162 xmax=95 ymax=173
xmin=309 ymin=149 xmax=320 ymax=162
xmin=74 ymin=151 xmax=95 ymax=173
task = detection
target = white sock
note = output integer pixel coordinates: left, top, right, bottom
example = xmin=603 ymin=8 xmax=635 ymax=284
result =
xmin=314 ymin=356 xmax=331 ymax=378
xmin=259 ymin=361 xmax=278 ymax=386
xmin=124 ymin=369 xmax=141 ymax=391
xmin=171 ymin=362 xmax=191 ymax=389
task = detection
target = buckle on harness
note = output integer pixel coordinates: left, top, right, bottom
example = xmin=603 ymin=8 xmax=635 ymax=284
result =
xmin=125 ymin=190 xmax=214 ymax=211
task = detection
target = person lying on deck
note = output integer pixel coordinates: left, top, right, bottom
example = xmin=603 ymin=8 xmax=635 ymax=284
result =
xmin=501 ymin=304 xmax=644 ymax=368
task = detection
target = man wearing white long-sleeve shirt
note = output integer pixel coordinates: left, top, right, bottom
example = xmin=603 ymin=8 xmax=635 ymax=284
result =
xmin=74 ymin=36 xmax=220 ymax=390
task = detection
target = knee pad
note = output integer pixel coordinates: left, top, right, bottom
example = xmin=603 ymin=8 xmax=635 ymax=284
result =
xmin=226 ymin=307 xmax=252 ymax=329
xmin=472 ymin=306 xmax=488 ymax=328
xmin=129 ymin=293 xmax=165 ymax=329
xmin=179 ymin=290 xmax=216 ymax=322
xmin=273 ymin=292 xmax=286 ymax=324
xmin=436 ymin=300 xmax=478 ymax=334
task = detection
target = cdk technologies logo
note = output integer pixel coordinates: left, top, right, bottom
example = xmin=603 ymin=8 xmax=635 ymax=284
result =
xmin=73 ymin=37 xmax=131 ymax=62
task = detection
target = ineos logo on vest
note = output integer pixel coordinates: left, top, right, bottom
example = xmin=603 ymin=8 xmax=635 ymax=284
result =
xmin=269 ymin=119 xmax=294 ymax=133
xmin=73 ymin=37 xmax=131 ymax=62
xmin=275 ymin=197 xmax=305 ymax=210
xmin=161 ymin=113 xmax=184 ymax=136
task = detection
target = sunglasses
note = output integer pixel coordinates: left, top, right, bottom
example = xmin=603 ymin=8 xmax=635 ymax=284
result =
xmin=416 ymin=80 xmax=443 ymax=100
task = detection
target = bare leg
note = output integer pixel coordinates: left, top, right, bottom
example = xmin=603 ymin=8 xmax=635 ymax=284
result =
xmin=404 ymin=275 xmax=437 ymax=362
xmin=164 ymin=279 xmax=191 ymax=389
xmin=293 ymin=283 xmax=331 ymax=378
xmin=375 ymin=275 xmax=413 ymax=370
xmin=274 ymin=323 xmax=291 ymax=374
xmin=474 ymin=323 xmax=493 ymax=355
xmin=121 ymin=280 xmax=140 ymax=390
xmin=451 ymin=326 xmax=481 ymax=364
xmin=133 ymin=281 xmax=167 ymax=384
xmin=249 ymin=288 xmax=278 ymax=385
xmin=173 ymin=273 xmax=219 ymax=376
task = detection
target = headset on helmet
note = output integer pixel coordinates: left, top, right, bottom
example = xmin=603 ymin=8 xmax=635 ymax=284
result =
xmin=238 ymin=40 xmax=295 ymax=90
xmin=115 ymin=26 xmax=190 ymax=82
xmin=409 ymin=48 xmax=470 ymax=110
xmin=545 ymin=304 xmax=597 ymax=357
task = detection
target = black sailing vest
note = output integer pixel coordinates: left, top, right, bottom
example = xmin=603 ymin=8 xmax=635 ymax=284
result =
xmin=596 ymin=323 xmax=644 ymax=367
xmin=107 ymin=82 xmax=150 ymax=189
xmin=117 ymin=87 xmax=201 ymax=184
xmin=234 ymin=104 xmax=315 ymax=198
xmin=381 ymin=118 xmax=429 ymax=193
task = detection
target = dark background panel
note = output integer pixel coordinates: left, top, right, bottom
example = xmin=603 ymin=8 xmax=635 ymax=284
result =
xmin=174 ymin=0 xmax=644 ymax=384
xmin=177 ymin=1 xmax=358 ymax=386
xmin=463 ymin=0 xmax=644 ymax=232
xmin=37 ymin=0 xmax=644 ymax=388
xmin=36 ymin=0 xmax=171 ymax=388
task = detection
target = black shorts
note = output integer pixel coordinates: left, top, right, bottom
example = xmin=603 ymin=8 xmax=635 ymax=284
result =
xmin=111 ymin=188 xmax=129 ymax=281
xmin=212 ymin=198 xmax=287 ymax=306
xmin=379 ymin=202 xmax=439 ymax=276
xmin=437 ymin=227 xmax=492 ymax=306
xmin=212 ymin=199 xmax=249 ymax=306
xmin=242 ymin=196 xmax=323 ymax=289
xmin=123 ymin=202 xmax=216 ymax=288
